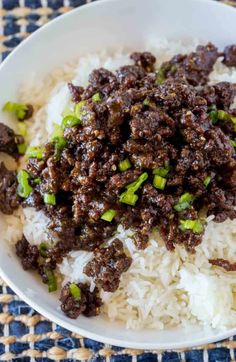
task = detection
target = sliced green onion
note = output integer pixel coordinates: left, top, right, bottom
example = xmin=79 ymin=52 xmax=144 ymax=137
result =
xmin=92 ymin=92 xmax=101 ymax=103
xmin=69 ymin=283 xmax=81 ymax=300
xmin=153 ymin=175 xmax=167 ymax=190
xmin=17 ymin=143 xmax=27 ymax=155
xmin=34 ymin=178 xmax=41 ymax=185
xmin=18 ymin=122 xmax=27 ymax=137
xmin=143 ymin=98 xmax=150 ymax=106
xmin=153 ymin=166 xmax=170 ymax=177
xmin=26 ymin=146 xmax=44 ymax=159
xmin=174 ymin=201 xmax=191 ymax=212
xmin=17 ymin=170 xmax=32 ymax=198
xmin=179 ymin=219 xmax=204 ymax=234
xmin=44 ymin=269 xmax=57 ymax=292
xmin=62 ymin=115 xmax=81 ymax=129
xmin=61 ymin=107 xmax=76 ymax=118
xmin=156 ymin=63 xmax=171 ymax=85
xmin=44 ymin=193 xmax=56 ymax=205
xmin=119 ymin=158 xmax=132 ymax=172
xmin=230 ymin=140 xmax=236 ymax=147
xmin=217 ymin=110 xmax=231 ymax=121
xmin=3 ymin=101 xmax=29 ymax=120
xmin=75 ymin=100 xmax=86 ymax=119
xmin=101 ymin=209 xmax=117 ymax=222
xmin=174 ymin=193 xmax=195 ymax=212
xmin=208 ymin=110 xmax=218 ymax=124
xmin=125 ymin=172 xmax=148 ymax=193
xmin=203 ymin=176 xmax=211 ymax=187
xmin=39 ymin=242 xmax=48 ymax=257
xmin=119 ymin=191 xmax=138 ymax=206
xmin=54 ymin=137 xmax=67 ymax=156
xmin=50 ymin=124 xmax=64 ymax=140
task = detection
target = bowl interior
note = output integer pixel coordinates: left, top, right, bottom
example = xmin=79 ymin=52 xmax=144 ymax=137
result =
xmin=0 ymin=0 xmax=236 ymax=349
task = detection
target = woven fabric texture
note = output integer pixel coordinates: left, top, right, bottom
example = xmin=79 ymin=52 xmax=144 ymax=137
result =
xmin=0 ymin=0 xmax=236 ymax=361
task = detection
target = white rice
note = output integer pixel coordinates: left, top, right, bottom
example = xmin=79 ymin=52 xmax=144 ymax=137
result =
xmin=1 ymin=39 xmax=236 ymax=330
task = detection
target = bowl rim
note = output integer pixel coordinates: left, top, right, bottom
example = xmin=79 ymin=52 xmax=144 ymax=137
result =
xmin=0 ymin=0 xmax=236 ymax=350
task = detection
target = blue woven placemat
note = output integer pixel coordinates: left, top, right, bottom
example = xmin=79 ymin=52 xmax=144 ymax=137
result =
xmin=1 ymin=0 xmax=236 ymax=361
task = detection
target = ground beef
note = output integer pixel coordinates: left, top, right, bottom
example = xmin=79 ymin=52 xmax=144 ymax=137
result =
xmin=223 ymin=44 xmax=236 ymax=67
xmin=0 ymin=162 xmax=20 ymax=214
xmin=209 ymin=258 xmax=236 ymax=271
xmin=0 ymin=123 xmax=23 ymax=158
xmin=84 ymin=239 xmax=132 ymax=292
xmin=60 ymin=283 xmax=102 ymax=319
xmin=15 ymin=235 xmax=39 ymax=270
xmin=13 ymin=42 xmax=236 ymax=320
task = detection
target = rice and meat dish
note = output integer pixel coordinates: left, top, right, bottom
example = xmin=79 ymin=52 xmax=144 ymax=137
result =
xmin=1 ymin=39 xmax=236 ymax=329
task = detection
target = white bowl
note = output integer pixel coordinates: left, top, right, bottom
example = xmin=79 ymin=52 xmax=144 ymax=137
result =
xmin=0 ymin=0 xmax=236 ymax=350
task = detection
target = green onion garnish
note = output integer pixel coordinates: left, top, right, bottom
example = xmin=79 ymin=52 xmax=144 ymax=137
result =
xmin=34 ymin=178 xmax=41 ymax=185
xmin=61 ymin=107 xmax=76 ymax=118
xmin=17 ymin=170 xmax=32 ymax=198
xmin=119 ymin=173 xmax=148 ymax=206
xmin=119 ymin=191 xmax=139 ymax=206
xmin=17 ymin=143 xmax=27 ymax=155
xmin=101 ymin=209 xmax=117 ymax=222
xmin=44 ymin=193 xmax=56 ymax=205
xmin=153 ymin=166 xmax=170 ymax=177
xmin=179 ymin=219 xmax=204 ymax=234
xmin=208 ymin=110 xmax=218 ymax=124
xmin=18 ymin=122 xmax=27 ymax=137
xmin=203 ymin=176 xmax=211 ymax=187
xmin=174 ymin=192 xmax=195 ymax=212
xmin=39 ymin=242 xmax=48 ymax=257
xmin=44 ymin=269 xmax=57 ymax=292
xmin=217 ymin=110 xmax=231 ymax=121
xmin=92 ymin=92 xmax=101 ymax=103
xmin=50 ymin=124 xmax=64 ymax=140
xmin=126 ymin=172 xmax=148 ymax=193
xmin=143 ymin=98 xmax=151 ymax=106
xmin=69 ymin=283 xmax=81 ymax=300
xmin=3 ymin=101 xmax=29 ymax=120
xmin=26 ymin=146 xmax=44 ymax=159
xmin=62 ymin=115 xmax=81 ymax=129
xmin=153 ymin=175 xmax=167 ymax=190
xmin=119 ymin=158 xmax=132 ymax=172
xmin=156 ymin=63 xmax=171 ymax=85
xmin=230 ymin=140 xmax=236 ymax=147
xmin=75 ymin=100 xmax=86 ymax=119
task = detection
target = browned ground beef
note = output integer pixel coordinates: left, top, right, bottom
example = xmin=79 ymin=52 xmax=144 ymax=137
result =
xmin=0 ymin=123 xmax=23 ymax=158
xmin=209 ymin=258 xmax=236 ymax=271
xmin=0 ymin=42 xmax=234 ymax=319
xmin=0 ymin=162 xmax=21 ymax=214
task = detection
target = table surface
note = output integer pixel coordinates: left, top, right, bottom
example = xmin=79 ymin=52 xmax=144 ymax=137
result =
xmin=1 ymin=0 xmax=236 ymax=361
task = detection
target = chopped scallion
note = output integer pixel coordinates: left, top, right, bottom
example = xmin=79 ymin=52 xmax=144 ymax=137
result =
xmin=17 ymin=170 xmax=32 ymax=198
xmin=101 ymin=209 xmax=117 ymax=222
xmin=61 ymin=107 xmax=76 ymax=118
xmin=174 ymin=192 xmax=195 ymax=212
xmin=17 ymin=143 xmax=27 ymax=155
xmin=18 ymin=122 xmax=27 ymax=137
xmin=44 ymin=193 xmax=56 ymax=205
xmin=179 ymin=219 xmax=204 ymax=234
xmin=126 ymin=172 xmax=148 ymax=193
xmin=3 ymin=101 xmax=29 ymax=120
xmin=44 ymin=269 xmax=57 ymax=292
xmin=50 ymin=124 xmax=64 ymax=140
xmin=75 ymin=100 xmax=86 ymax=119
xmin=119 ymin=158 xmax=131 ymax=172
xmin=208 ymin=110 xmax=218 ymax=124
xmin=34 ymin=178 xmax=41 ymax=185
xmin=143 ymin=98 xmax=150 ymax=106
xmin=230 ymin=140 xmax=236 ymax=147
xmin=26 ymin=146 xmax=44 ymax=159
xmin=62 ymin=115 xmax=81 ymax=128
xmin=217 ymin=110 xmax=231 ymax=121
xmin=203 ymin=176 xmax=211 ymax=187
xmin=39 ymin=242 xmax=48 ymax=257
xmin=153 ymin=175 xmax=167 ymax=190
xmin=153 ymin=166 xmax=170 ymax=177
xmin=69 ymin=283 xmax=81 ymax=300
xmin=92 ymin=92 xmax=101 ymax=103
xmin=119 ymin=191 xmax=138 ymax=206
